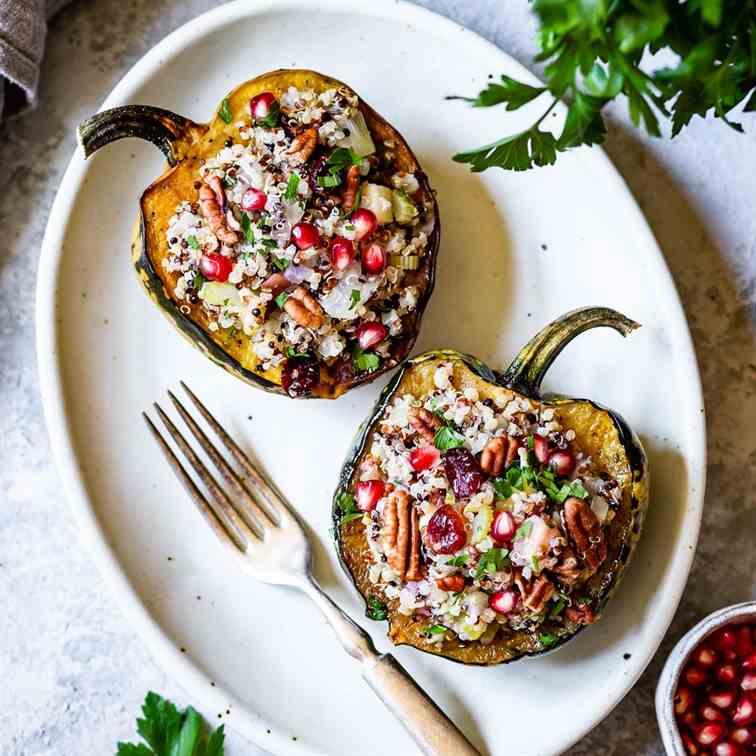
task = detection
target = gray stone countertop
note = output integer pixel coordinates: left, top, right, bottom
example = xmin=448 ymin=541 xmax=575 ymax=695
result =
xmin=1 ymin=1 xmax=754 ymax=754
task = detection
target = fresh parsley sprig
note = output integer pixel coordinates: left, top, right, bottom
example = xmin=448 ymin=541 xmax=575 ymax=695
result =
xmin=453 ymin=0 xmax=756 ymax=172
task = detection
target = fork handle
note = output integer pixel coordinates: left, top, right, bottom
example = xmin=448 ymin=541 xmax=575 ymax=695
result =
xmin=362 ymin=652 xmax=481 ymax=756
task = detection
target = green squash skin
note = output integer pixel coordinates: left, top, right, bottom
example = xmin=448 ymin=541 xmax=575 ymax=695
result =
xmin=333 ymin=318 xmax=649 ymax=665
xmin=79 ymin=70 xmax=441 ymax=399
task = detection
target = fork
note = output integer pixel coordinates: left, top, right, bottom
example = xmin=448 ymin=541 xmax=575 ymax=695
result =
xmin=144 ymin=382 xmax=481 ymax=756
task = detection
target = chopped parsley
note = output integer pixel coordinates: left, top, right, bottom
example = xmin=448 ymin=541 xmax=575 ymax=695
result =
xmin=514 ymin=520 xmax=532 ymax=541
xmin=337 ymin=492 xmax=362 ymax=525
xmin=549 ymin=598 xmax=567 ymax=618
xmin=349 ymin=289 xmax=361 ymax=309
xmin=221 ymin=174 xmax=236 ymax=188
xmin=286 ymin=347 xmax=310 ymax=359
xmin=218 ymin=98 xmax=233 ymax=124
xmin=261 ymin=238 xmax=278 ymax=249
xmin=434 ymin=426 xmax=466 ymax=451
xmin=353 ymin=348 xmax=380 ymax=373
xmin=284 ymin=173 xmax=300 ymax=201
xmin=475 ymin=548 xmax=509 ymax=579
xmin=193 ymin=272 xmax=204 ymax=290
xmin=366 ymin=596 xmax=388 ymax=621
xmin=240 ymin=212 xmax=254 ymax=243
xmin=326 ymin=147 xmax=361 ymax=172
xmin=446 ymin=554 xmax=468 ymax=567
xmin=274 ymin=292 xmax=289 ymax=308
xmin=317 ymin=174 xmax=341 ymax=188
xmin=538 ymin=631 xmax=558 ymax=648
xmin=531 ymin=555 xmax=541 ymax=572
xmin=424 ymin=625 xmax=448 ymax=636
xmin=254 ymin=100 xmax=280 ymax=128
xmin=271 ymin=256 xmax=288 ymax=271
xmin=187 ymin=235 xmax=199 ymax=251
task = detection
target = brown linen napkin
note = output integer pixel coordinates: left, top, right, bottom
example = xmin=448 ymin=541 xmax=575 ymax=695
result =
xmin=0 ymin=0 xmax=71 ymax=120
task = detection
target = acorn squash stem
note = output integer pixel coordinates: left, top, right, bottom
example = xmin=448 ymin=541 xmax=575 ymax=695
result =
xmin=500 ymin=307 xmax=640 ymax=396
xmin=77 ymin=105 xmax=191 ymax=165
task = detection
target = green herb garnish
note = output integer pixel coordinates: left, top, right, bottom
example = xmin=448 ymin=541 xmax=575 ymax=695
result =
xmin=240 ymin=212 xmax=254 ymax=243
xmin=187 ymin=235 xmax=199 ymax=251
xmin=353 ymin=348 xmax=380 ymax=373
xmin=349 ymin=289 xmax=361 ymax=309
xmin=538 ymin=631 xmax=558 ymax=648
xmin=221 ymin=174 xmax=236 ymax=188
xmin=317 ymin=174 xmax=341 ymax=188
xmin=274 ymin=292 xmax=289 ymax=308
xmin=434 ymin=426 xmax=466 ymax=451
xmin=549 ymin=598 xmax=567 ymax=618
xmin=326 ymin=147 xmax=361 ymax=172
xmin=337 ymin=492 xmax=362 ymax=526
xmin=284 ymin=173 xmax=300 ymax=201
xmin=261 ymin=238 xmax=278 ymax=249
xmin=475 ymin=548 xmax=510 ymax=579
xmin=286 ymin=347 xmax=310 ymax=359
xmin=271 ymin=256 xmax=288 ymax=271
xmin=425 ymin=625 xmax=448 ymax=635
xmin=218 ymin=98 xmax=233 ymax=124
xmin=446 ymin=554 xmax=468 ymax=567
xmin=367 ymin=596 xmax=388 ymax=621
xmin=514 ymin=520 xmax=533 ymax=541
xmin=254 ymin=100 xmax=280 ymax=128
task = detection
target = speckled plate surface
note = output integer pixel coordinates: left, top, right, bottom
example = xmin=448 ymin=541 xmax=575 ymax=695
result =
xmin=36 ymin=1 xmax=706 ymax=754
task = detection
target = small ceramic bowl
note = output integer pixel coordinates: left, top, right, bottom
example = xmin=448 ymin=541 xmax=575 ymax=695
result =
xmin=656 ymin=601 xmax=756 ymax=755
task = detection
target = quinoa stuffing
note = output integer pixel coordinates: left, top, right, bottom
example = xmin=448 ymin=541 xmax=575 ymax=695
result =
xmin=162 ymin=82 xmax=436 ymax=397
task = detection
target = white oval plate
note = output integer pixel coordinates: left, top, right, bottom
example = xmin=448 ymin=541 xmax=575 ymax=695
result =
xmin=36 ymin=1 xmax=706 ymax=754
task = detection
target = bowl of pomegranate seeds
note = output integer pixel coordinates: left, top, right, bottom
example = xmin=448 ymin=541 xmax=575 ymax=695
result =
xmin=656 ymin=601 xmax=756 ymax=755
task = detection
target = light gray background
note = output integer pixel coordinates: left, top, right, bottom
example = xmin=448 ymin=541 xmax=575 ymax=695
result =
xmin=2 ymin=1 xmax=755 ymax=754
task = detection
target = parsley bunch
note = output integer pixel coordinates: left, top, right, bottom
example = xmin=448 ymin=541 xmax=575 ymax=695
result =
xmin=453 ymin=0 xmax=756 ymax=171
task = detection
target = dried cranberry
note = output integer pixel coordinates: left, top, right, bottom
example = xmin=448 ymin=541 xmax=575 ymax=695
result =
xmin=443 ymin=448 xmax=485 ymax=500
xmin=426 ymin=505 xmax=467 ymax=554
xmin=281 ymin=357 xmax=319 ymax=397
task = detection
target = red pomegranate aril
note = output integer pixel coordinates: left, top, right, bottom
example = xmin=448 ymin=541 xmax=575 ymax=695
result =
xmin=709 ymin=688 xmax=737 ymax=710
xmin=676 ymin=686 xmax=696 ymax=715
xmin=491 ymin=510 xmax=516 ymax=545
xmin=489 ymin=590 xmax=519 ymax=615
xmin=717 ymin=628 xmax=738 ymax=653
xmin=291 ymin=222 xmax=320 ymax=250
xmin=408 ymin=446 xmax=440 ymax=472
xmin=351 ymin=208 xmax=377 ymax=240
xmin=443 ymin=448 xmax=485 ymax=499
xmin=241 ymin=187 xmax=267 ymax=212
xmin=737 ymin=627 xmax=754 ymax=657
xmin=547 ymin=449 xmax=575 ymax=477
xmin=743 ymin=653 xmax=756 ymax=671
xmin=714 ymin=743 xmax=742 ymax=756
xmin=730 ymin=727 xmax=751 ymax=745
xmin=361 ymin=242 xmax=387 ymax=274
xmin=717 ymin=664 xmax=740 ymax=686
xmin=249 ymin=91 xmax=277 ymax=121
xmin=695 ymin=722 xmax=727 ymax=746
xmin=355 ymin=321 xmax=387 ymax=350
xmin=682 ymin=732 xmax=700 ymax=755
xmin=681 ymin=710 xmax=698 ymax=728
xmin=696 ymin=646 xmax=720 ymax=668
xmin=355 ymin=480 xmax=385 ymax=513
xmin=426 ymin=504 xmax=467 ymax=555
xmin=533 ymin=434 xmax=550 ymax=463
xmin=685 ymin=665 xmax=710 ymax=687
xmin=700 ymin=704 xmax=727 ymax=723
xmin=741 ymin=672 xmax=756 ymax=691
xmin=733 ymin=694 xmax=755 ymax=725
xmin=199 ymin=253 xmax=232 ymax=282
xmin=330 ymin=236 xmax=355 ymax=271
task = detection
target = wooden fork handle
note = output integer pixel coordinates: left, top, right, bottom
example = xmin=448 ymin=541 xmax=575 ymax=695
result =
xmin=362 ymin=653 xmax=481 ymax=756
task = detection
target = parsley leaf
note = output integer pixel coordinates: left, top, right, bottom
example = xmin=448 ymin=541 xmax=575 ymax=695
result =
xmin=514 ymin=520 xmax=533 ymax=541
xmin=538 ymin=631 xmax=558 ymax=648
xmin=327 ymin=147 xmax=361 ymax=171
xmin=425 ymin=625 xmax=448 ymax=635
xmin=116 ymin=691 xmax=225 ymax=756
xmin=336 ymin=492 xmax=362 ymax=525
xmin=353 ymin=348 xmax=380 ymax=373
xmin=446 ymin=554 xmax=468 ymax=567
xmin=434 ymin=426 xmax=466 ymax=451
xmin=367 ymin=596 xmax=388 ymax=621
xmin=453 ymin=74 xmax=548 ymax=109
xmin=475 ymin=548 xmax=509 ymax=579
xmin=254 ymin=100 xmax=280 ymax=128
xmin=240 ymin=212 xmax=254 ymax=243
xmin=317 ymin=174 xmax=341 ymax=188
xmin=271 ymin=256 xmax=288 ymax=271
xmin=349 ymin=289 xmax=361 ymax=309
xmin=286 ymin=347 xmax=310 ymax=359
xmin=284 ymin=173 xmax=300 ymax=201
xmin=274 ymin=292 xmax=289 ymax=308
xmin=187 ymin=235 xmax=199 ymax=251
xmin=218 ymin=98 xmax=233 ymax=124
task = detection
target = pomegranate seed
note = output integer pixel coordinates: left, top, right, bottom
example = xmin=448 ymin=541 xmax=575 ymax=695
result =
xmin=355 ymin=321 xmax=387 ymax=350
xmin=199 ymin=253 xmax=232 ymax=282
xmin=716 ymin=628 xmax=738 ymax=653
xmin=330 ymin=236 xmax=355 ymax=271
xmin=714 ymin=743 xmax=742 ymax=756
xmin=696 ymin=646 xmax=720 ymax=667
xmin=730 ymin=727 xmax=751 ymax=745
xmin=700 ymin=704 xmax=727 ymax=723
xmin=491 ymin=510 xmax=516 ymax=545
xmin=533 ymin=434 xmax=550 ymax=463
xmin=676 ymin=686 xmax=696 ymax=715
xmin=489 ymin=590 xmax=519 ymax=615
xmin=355 ymin=480 xmax=385 ymax=513
xmin=408 ymin=446 xmax=440 ymax=472
xmin=742 ymin=653 xmax=756 ymax=671
xmin=736 ymin=627 xmax=754 ymax=657
xmin=249 ymin=91 xmax=277 ymax=121
xmin=681 ymin=710 xmax=698 ymax=728
xmin=361 ymin=242 xmax=387 ymax=274
xmin=547 ymin=449 xmax=575 ymax=477
xmin=741 ymin=673 xmax=756 ymax=691
xmin=682 ymin=732 xmax=700 ymax=755
xmin=241 ymin=187 xmax=267 ymax=212
xmin=733 ymin=694 xmax=755 ymax=725
xmin=695 ymin=722 xmax=726 ymax=746
xmin=717 ymin=664 xmax=740 ymax=686
xmin=709 ymin=689 xmax=737 ymax=709
xmin=351 ymin=208 xmax=377 ymax=240
xmin=426 ymin=505 xmax=467 ymax=555
xmin=291 ymin=222 xmax=320 ymax=250
xmin=685 ymin=665 xmax=710 ymax=687
xmin=724 ymin=650 xmax=739 ymax=662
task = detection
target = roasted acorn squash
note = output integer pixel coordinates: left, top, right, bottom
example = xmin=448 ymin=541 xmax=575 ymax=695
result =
xmin=77 ymin=69 xmax=439 ymax=398
xmin=333 ymin=308 xmax=649 ymax=664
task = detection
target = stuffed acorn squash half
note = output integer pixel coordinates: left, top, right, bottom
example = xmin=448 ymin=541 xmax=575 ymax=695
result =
xmin=333 ymin=308 xmax=649 ymax=665
xmin=77 ymin=70 xmax=439 ymax=398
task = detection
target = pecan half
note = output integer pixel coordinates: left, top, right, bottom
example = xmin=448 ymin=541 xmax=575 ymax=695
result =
xmin=565 ymin=602 xmax=597 ymax=626
xmin=552 ymin=546 xmax=582 ymax=586
xmin=381 ymin=489 xmax=423 ymax=581
xmin=514 ymin=570 xmax=556 ymax=613
xmin=283 ymin=286 xmax=324 ymax=329
xmin=563 ymin=496 xmax=607 ymax=572
xmin=479 ymin=436 xmax=521 ymax=476
xmin=436 ymin=575 xmax=465 ymax=593
xmin=408 ymin=407 xmax=441 ymax=445
xmin=286 ymin=127 xmax=318 ymax=165
xmin=199 ymin=176 xmax=239 ymax=245
xmin=341 ymin=164 xmax=361 ymax=213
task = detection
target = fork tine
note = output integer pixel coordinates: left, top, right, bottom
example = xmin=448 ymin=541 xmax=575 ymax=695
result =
xmin=152 ymin=403 xmax=257 ymax=549
xmin=167 ymin=389 xmax=275 ymax=534
xmin=179 ymin=381 xmax=293 ymax=523
xmin=142 ymin=412 xmax=244 ymax=552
